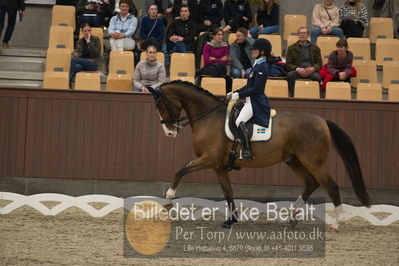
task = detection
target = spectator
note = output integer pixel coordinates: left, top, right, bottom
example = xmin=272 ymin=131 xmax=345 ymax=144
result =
xmin=286 ymin=27 xmax=323 ymax=97
xmin=0 ymin=0 xmax=25 ymax=48
xmin=139 ymin=4 xmax=165 ymax=51
xmin=108 ymin=0 xmax=137 ymax=51
xmin=114 ymin=0 xmax=137 ymax=17
xmin=339 ymin=0 xmax=369 ymax=38
xmin=142 ymin=0 xmax=170 ymax=17
xmin=320 ymin=39 xmax=357 ymax=90
xmin=223 ymin=0 xmax=252 ymax=33
xmin=200 ymin=27 xmax=230 ymax=77
xmin=134 ymin=45 xmax=166 ymax=92
xmin=77 ymin=0 xmax=115 ymax=28
xmin=166 ymin=5 xmax=197 ymax=52
xmin=197 ymin=0 xmax=224 ymax=33
xmin=69 ymin=23 xmax=101 ymax=88
xmin=56 ymin=0 xmax=77 ymax=5
xmin=249 ymin=0 xmax=279 ymax=39
xmin=167 ymin=0 xmax=198 ymax=21
xmin=230 ymin=27 xmax=254 ymax=78
xmin=311 ymin=0 xmax=344 ymax=44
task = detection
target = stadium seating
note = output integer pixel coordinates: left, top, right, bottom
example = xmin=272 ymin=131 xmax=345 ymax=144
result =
xmin=294 ymin=80 xmax=320 ymax=98
xmin=259 ymin=34 xmax=282 ymax=57
xmin=228 ymin=33 xmax=236 ymax=45
xmin=357 ymin=83 xmax=382 ymax=101
xmin=317 ymin=36 xmax=339 ymax=64
xmin=382 ymin=61 xmax=399 ymax=89
xmin=74 ymin=72 xmax=101 ymax=90
xmin=48 ymin=26 xmax=74 ymax=52
xmin=351 ymin=60 xmax=377 ymax=87
xmin=106 ymin=51 xmax=134 ymax=91
xmin=170 ymin=53 xmax=196 ymax=80
xmin=51 ymin=5 xmax=76 ymax=30
xmin=266 ymin=80 xmax=289 ymax=97
xmin=232 ymin=78 xmax=247 ymax=91
xmin=369 ymin=17 xmax=394 ymax=44
xmin=201 ymin=77 xmax=226 ymax=95
xmin=388 ymin=83 xmax=399 ymax=101
xmin=347 ymin=38 xmax=370 ymax=61
xmin=325 ymin=82 xmax=351 ymax=100
xmin=375 ymin=39 xmax=399 ymax=66
xmin=43 ymin=49 xmax=71 ymax=90
xmin=283 ymin=14 xmax=307 ymax=40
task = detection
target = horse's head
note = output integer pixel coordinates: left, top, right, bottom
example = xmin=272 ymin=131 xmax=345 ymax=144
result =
xmin=148 ymin=86 xmax=183 ymax=138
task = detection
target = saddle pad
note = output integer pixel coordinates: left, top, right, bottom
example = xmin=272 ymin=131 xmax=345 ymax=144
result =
xmin=224 ymin=102 xmax=274 ymax=142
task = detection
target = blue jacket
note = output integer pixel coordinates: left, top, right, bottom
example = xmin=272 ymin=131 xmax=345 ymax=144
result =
xmin=139 ymin=16 xmax=165 ymax=42
xmin=108 ymin=13 xmax=138 ymax=38
xmin=236 ymin=59 xmax=270 ymax=127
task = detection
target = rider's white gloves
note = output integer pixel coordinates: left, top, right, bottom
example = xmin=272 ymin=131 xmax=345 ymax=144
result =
xmin=231 ymin=92 xmax=239 ymax=102
xmin=226 ymin=92 xmax=240 ymax=102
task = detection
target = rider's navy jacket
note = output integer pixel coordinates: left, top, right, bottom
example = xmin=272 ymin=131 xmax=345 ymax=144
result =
xmin=236 ymin=59 xmax=270 ymax=127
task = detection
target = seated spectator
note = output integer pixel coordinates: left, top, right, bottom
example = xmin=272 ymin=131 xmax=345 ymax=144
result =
xmin=133 ymin=45 xmax=166 ymax=92
xmin=77 ymin=0 xmax=115 ymax=28
xmin=223 ymin=0 xmax=252 ymax=33
xmin=166 ymin=5 xmax=197 ymax=52
xmin=108 ymin=0 xmax=137 ymax=51
xmin=114 ymin=0 xmax=138 ymax=17
xmin=266 ymin=55 xmax=286 ymax=77
xmin=69 ymin=23 xmax=101 ymax=88
xmin=249 ymin=0 xmax=279 ymax=39
xmin=167 ymin=0 xmax=198 ymax=21
xmin=197 ymin=0 xmax=224 ymax=33
xmin=139 ymin=4 xmax=165 ymax=50
xmin=320 ymin=39 xmax=357 ymax=90
xmin=311 ymin=0 xmax=344 ymax=44
xmin=200 ymin=27 xmax=230 ymax=77
xmin=339 ymin=0 xmax=368 ymax=38
xmin=286 ymin=27 xmax=322 ymax=97
xmin=142 ymin=0 xmax=169 ymax=17
xmin=230 ymin=28 xmax=254 ymax=78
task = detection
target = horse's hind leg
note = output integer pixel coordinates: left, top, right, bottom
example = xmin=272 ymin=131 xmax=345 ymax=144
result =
xmin=301 ymin=161 xmax=345 ymax=231
xmin=214 ymin=169 xmax=238 ymax=229
xmin=286 ymin=156 xmax=320 ymax=227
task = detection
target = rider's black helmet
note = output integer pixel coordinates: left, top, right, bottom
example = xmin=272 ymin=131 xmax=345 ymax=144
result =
xmin=251 ymin=38 xmax=272 ymax=57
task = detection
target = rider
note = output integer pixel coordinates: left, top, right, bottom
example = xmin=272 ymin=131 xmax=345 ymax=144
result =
xmin=226 ymin=38 xmax=271 ymax=159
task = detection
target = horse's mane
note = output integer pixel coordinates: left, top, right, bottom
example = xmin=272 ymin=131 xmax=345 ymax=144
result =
xmin=160 ymin=80 xmax=225 ymax=103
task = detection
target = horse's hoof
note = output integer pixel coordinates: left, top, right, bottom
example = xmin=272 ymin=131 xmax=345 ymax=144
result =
xmin=163 ymin=203 xmax=173 ymax=210
xmin=221 ymin=219 xmax=237 ymax=229
xmin=329 ymin=224 xmax=340 ymax=233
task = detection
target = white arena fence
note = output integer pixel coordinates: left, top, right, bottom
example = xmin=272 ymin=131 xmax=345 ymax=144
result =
xmin=0 ymin=192 xmax=398 ymax=226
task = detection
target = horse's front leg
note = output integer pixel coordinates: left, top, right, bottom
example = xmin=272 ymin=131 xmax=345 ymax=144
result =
xmin=215 ymin=168 xmax=238 ymax=229
xmin=165 ymin=157 xmax=212 ymax=202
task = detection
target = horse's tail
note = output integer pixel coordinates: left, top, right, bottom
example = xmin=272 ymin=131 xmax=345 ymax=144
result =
xmin=326 ymin=120 xmax=371 ymax=207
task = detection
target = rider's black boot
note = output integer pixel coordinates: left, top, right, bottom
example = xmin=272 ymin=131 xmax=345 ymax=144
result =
xmin=238 ymin=122 xmax=253 ymax=160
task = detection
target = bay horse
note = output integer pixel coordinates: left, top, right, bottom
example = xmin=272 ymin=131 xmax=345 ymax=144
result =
xmin=148 ymin=80 xmax=371 ymax=231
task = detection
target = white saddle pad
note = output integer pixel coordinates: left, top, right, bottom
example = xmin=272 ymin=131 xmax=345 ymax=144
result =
xmin=224 ymin=102 xmax=274 ymax=142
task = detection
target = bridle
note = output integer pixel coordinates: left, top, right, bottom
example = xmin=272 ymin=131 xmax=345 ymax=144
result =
xmin=153 ymin=88 xmax=225 ymax=131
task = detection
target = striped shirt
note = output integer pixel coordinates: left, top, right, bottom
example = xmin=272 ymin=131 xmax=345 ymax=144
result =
xmin=339 ymin=3 xmax=369 ymax=28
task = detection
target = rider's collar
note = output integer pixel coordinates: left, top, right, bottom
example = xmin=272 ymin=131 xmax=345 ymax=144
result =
xmin=253 ymin=57 xmax=266 ymax=66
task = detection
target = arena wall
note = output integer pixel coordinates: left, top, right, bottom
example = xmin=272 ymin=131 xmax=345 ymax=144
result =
xmin=0 ymin=87 xmax=398 ymax=190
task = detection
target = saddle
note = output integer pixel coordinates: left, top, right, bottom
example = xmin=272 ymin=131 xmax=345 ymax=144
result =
xmin=224 ymin=101 xmax=275 ymax=142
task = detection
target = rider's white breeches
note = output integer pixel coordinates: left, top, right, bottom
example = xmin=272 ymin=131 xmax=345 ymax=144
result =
xmin=235 ymin=97 xmax=253 ymax=127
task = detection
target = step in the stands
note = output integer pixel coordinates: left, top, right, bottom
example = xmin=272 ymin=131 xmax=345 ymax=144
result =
xmin=0 ymin=70 xmax=43 ymax=81
xmin=0 ymin=79 xmax=42 ymax=88
xmin=0 ymin=47 xmax=46 ymax=58
xmin=0 ymin=56 xmax=45 ymax=72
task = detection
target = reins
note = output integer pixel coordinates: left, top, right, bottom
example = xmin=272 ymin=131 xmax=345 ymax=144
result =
xmin=156 ymin=88 xmax=226 ymax=129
